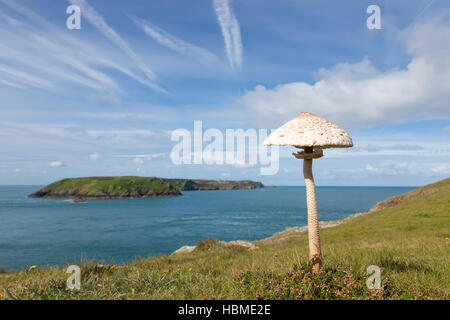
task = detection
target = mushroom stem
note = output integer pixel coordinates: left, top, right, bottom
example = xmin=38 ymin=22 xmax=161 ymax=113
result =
xmin=303 ymin=148 xmax=322 ymax=274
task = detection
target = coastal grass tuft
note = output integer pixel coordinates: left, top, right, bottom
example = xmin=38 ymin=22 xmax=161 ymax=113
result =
xmin=194 ymin=238 xmax=222 ymax=251
xmin=1 ymin=178 xmax=449 ymax=300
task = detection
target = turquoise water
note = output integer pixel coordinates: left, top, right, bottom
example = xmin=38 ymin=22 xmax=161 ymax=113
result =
xmin=0 ymin=186 xmax=414 ymax=271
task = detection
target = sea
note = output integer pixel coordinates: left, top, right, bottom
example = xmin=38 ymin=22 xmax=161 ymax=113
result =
xmin=0 ymin=185 xmax=414 ymax=271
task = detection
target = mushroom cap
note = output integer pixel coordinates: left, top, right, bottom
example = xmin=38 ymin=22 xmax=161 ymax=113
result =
xmin=264 ymin=112 xmax=353 ymax=149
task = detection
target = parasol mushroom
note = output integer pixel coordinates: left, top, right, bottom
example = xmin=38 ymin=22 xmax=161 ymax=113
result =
xmin=264 ymin=112 xmax=353 ymax=273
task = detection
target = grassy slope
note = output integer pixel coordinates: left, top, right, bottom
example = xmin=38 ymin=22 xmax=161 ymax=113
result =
xmin=2 ymin=179 xmax=449 ymax=300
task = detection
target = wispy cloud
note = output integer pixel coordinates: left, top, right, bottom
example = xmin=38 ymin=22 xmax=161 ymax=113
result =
xmin=50 ymin=161 xmax=65 ymax=168
xmin=113 ymin=153 xmax=167 ymax=159
xmin=0 ymin=0 xmax=162 ymax=95
xmin=132 ymin=16 xmax=218 ymax=63
xmin=414 ymin=0 xmax=435 ymax=21
xmin=69 ymin=0 xmax=164 ymax=93
xmin=131 ymin=157 xmax=144 ymax=165
xmin=365 ymin=160 xmax=450 ymax=177
xmin=89 ymin=152 xmax=103 ymax=161
xmin=431 ymin=163 xmax=450 ymax=175
xmin=213 ymin=0 xmax=243 ymax=70
xmin=0 ymin=78 xmax=24 ymax=88
xmin=0 ymin=62 xmax=54 ymax=89
xmin=0 ymin=121 xmax=171 ymax=152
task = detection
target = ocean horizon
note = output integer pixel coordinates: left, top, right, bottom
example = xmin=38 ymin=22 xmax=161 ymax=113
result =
xmin=0 ymin=185 xmax=414 ymax=271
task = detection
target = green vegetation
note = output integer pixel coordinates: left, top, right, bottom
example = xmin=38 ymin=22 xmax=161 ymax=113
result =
xmin=3 ymin=178 xmax=449 ymax=300
xmin=167 ymin=179 xmax=264 ymax=191
xmin=28 ymin=176 xmax=264 ymax=200
xmin=29 ymin=176 xmax=182 ymax=199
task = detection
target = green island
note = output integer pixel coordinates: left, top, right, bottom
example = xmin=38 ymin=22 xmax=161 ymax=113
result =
xmin=2 ymin=178 xmax=449 ymax=300
xmin=28 ymin=176 xmax=264 ymax=200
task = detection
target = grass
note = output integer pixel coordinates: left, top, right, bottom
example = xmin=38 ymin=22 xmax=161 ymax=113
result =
xmin=1 ymin=178 xmax=449 ymax=300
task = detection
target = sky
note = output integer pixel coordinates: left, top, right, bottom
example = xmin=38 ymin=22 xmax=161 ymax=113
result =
xmin=0 ymin=0 xmax=449 ymax=186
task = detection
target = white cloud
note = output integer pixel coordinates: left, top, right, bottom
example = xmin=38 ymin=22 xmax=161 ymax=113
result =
xmin=0 ymin=62 xmax=54 ymax=90
xmin=365 ymin=164 xmax=383 ymax=174
xmin=0 ymin=122 xmax=173 ymax=164
xmin=366 ymin=160 xmax=450 ymax=177
xmin=0 ymin=78 xmax=24 ymax=88
xmin=132 ymin=17 xmax=218 ymax=63
xmin=151 ymin=153 xmax=167 ymax=159
xmin=131 ymin=157 xmax=144 ymax=165
xmin=114 ymin=153 xmax=167 ymax=159
xmin=50 ymin=161 xmax=64 ymax=168
xmin=213 ymin=0 xmax=243 ymax=70
xmin=326 ymin=140 xmax=450 ymax=159
xmin=243 ymin=15 xmax=450 ymax=128
xmin=0 ymin=0 xmax=160 ymax=94
xmin=431 ymin=163 xmax=450 ymax=175
xmin=444 ymin=126 xmax=450 ymax=133
xmin=69 ymin=0 xmax=164 ymax=92
xmin=13 ymin=168 xmax=21 ymax=173
xmin=85 ymin=129 xmax=156 ymax=137
xmin=365 ymin=160 xmax=417 ymax=176
xmin=89 ymin=152 xmax=102 ymax=161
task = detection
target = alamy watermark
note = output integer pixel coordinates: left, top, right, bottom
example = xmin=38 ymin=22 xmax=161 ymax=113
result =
xmin=366 ymin=265 xmax=381 ymax=289
xmin=367 ymin=5 xmax=381 ymax=30
xmin=170 ymin=121 xmax=279 ymax=175
xmin=66 ymin=265 xmax=81 ymax=290
xmin=66 ymin=5 xmax=81 ymax=30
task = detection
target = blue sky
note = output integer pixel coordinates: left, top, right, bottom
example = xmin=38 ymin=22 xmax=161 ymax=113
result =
xmin=0 ymin=0 xmax=449 ymax=186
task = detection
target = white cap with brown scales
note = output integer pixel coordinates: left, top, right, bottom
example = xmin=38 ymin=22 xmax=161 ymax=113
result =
xmin=263 ymin=112 xmax=353 ymax=274
xmin=264 ymin=112 xmax=353 ymax=149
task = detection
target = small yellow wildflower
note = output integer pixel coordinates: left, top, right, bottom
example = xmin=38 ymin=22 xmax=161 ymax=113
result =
xmin=109 ymin=265 xmax=116 ymax=270
xmin=55 ymin=297 xmax=59 ymax=301
xmin=145 ymin=282 xmax=148 ymax=288
xmin=29 ymin=265 xmax=37 ymax=271
xmin=188 ymin=267 xmax=192 ymax=272
xmin=445 ymin=237 xmax=448 ymax=240
xmin=0 ymin=292 xmax=4 ymax=299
